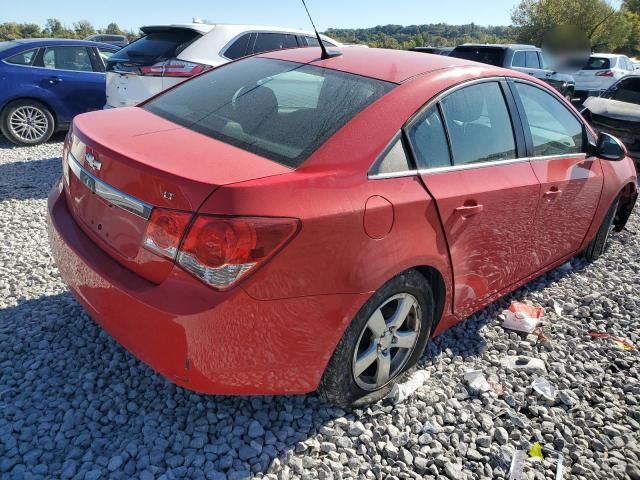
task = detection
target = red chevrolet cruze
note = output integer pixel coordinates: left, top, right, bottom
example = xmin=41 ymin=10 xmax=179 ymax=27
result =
xmin=48 ymin=47 xmax=638 ymax=406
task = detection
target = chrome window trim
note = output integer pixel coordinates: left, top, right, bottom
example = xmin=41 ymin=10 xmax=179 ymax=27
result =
xmin=368 ymin=169 xmax=419 ymax=180
xmin=68 ymin=152 xmax=153 ymax=219
xmin=2 ymin=47 xmax=39 ymax=67
xmin=2 ymin=45 xmax=108 ymax=74
xmin=418 ymin=152 xmax=586 ymax=176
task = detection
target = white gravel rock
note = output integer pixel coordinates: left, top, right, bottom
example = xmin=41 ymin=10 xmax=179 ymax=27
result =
xmin=1 ymin=134 xmax=639 ymax=479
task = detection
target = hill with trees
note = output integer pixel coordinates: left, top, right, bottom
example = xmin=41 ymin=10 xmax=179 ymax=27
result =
xmin=0 ymin=19 xmax=138 ymax=42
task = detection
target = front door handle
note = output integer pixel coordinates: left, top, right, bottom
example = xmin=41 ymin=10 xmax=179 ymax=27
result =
xmin=454 ymin=204 xmax=484 ymax=217
xmin=543 ymin=187 xmax=562 ymax=198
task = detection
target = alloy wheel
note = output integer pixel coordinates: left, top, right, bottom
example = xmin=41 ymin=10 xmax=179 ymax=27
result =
xmin=8 ymin=106 xmax=50 ymax=143
xmin=352 ymin=293 xmax=421 ymax=390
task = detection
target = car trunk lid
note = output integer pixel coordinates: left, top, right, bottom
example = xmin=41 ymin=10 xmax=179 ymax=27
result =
xmin=64 ymin=107 xmax=291 ymax=283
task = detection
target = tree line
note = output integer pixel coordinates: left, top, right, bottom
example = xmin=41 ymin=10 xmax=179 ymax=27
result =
xmin=0 ymin=19 xmax=139 ymax=42
xmin=1 ymin=0 xmax=639 ymax=56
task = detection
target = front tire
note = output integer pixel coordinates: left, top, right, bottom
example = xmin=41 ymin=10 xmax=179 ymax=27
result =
xmin=1 ymin=100 xmax=55 ymax=146
xmin=318 ymin=270 xmax=435 ymax=407
xmin=583 ymin=197 xmax=619 ymax=261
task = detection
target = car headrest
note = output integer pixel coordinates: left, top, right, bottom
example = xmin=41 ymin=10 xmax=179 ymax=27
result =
xmin=233 ymin=85 xmax=278 ymax=134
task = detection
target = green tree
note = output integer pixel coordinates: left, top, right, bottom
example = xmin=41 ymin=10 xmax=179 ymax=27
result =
xmin=44 ymin=18 xmax=74 ymax=38
xmin=73 ymin=20 xmax=96 ymax=39
xmin=511 ymin=0 xmax=632 ymax=51
xmin=104 ymin=22 xmax=125 ymax=36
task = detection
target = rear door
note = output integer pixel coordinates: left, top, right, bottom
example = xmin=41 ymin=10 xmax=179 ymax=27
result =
xmin=31 ymin=45 xmax=105 ymax=119
xmin=408 ymin=80 xmax=541 ymax=317
xmin=510 ymin=80 xmax=603 ymax=273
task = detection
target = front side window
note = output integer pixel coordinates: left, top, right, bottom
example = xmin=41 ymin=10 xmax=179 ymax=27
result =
xmin=407 ymin=106 xmax=451 ymax=169
xmin=145 ymin=58 xmax=394 ymax=168
xmin=252 ymin=33 xmax=298 ymax=54
xmin=440 ymin=82 xmax=516 ymax=165
xmin=42 ymin=47 xmax=93 ymax=71
xmin=607 ymin=77 xmax=640 ymax=105
xmin=513 ymin=82 xmax=583 ymax=156
xmin=5 ymin=48 xmax=37 ymax=66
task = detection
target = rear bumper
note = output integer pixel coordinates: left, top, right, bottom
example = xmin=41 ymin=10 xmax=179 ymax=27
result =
xmin=47 ymin=181 xmax=365 ymax=395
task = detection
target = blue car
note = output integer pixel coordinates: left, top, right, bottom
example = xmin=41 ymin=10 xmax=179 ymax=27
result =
xmin=0 ymin=39 xmax=118 ymax=146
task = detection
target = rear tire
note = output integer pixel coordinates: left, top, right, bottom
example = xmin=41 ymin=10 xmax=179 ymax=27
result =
xmin=583 ymin=197 xmax=619 ymax=261
xmin=1 ymin=100 xmax=55 ymax=146
xmin=318 ymin=270 xmax=435 ymax=408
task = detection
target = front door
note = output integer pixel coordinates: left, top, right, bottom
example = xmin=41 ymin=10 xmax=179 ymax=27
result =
xmin=509 ymin=81 xmax=604 ymax=273
xmin=407 ymin=81 xmax=541 ymax=317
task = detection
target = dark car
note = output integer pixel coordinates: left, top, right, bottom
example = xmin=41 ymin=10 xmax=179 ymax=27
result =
xmin=582 ymin=73 xmax=640 ymax=165
xmin=450 ymin=44 xmax=575 ymax=100
xmin=0 ymin=39 xmax=119 ymax=145
xmin=409 ymin=46 xmax=453 ymax=56
xmin=84 ymin=34 xmax=129 ymax=48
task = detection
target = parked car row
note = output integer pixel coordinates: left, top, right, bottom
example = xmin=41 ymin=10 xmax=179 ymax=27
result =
xmin=47 ymin=46 xmax=637 ymax=406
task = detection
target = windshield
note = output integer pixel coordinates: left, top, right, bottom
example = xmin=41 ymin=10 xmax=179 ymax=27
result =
xmin=582 ymin=56 xmax=612 ymax=70
xmin=144 ymin=58 xmax=395 ymax=168
xmin=449 ymin=47 xmax=506 ymax=67
xmin=605 ymin=77 xmax=640 ymax=105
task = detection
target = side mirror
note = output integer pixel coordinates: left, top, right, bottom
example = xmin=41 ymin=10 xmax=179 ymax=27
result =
xmin=595 ymin=132 xmax=626 ymax=161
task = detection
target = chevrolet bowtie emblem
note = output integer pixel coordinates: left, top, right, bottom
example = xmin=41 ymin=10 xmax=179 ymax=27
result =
xmin=86 ymin=152 xmax=101 ymax=171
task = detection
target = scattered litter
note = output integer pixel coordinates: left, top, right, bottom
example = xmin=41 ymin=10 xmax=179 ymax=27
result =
xmin=531 ymin=377 xmax=558 ymax=401
xmin=501 ymin=302 xmax=545 ymax=334
xmin=386 ymin=369 xmax=430 ymax=404
xmin=587 ymin=331 xmax=636 ymax=351
xmin=508 ymin=450 xmax=527 ymax=480
xmin=501 ymin=356 xmax=547 ymax=374
xmin=556 ymin=453 xmax=564 ymax=480
xmin=464 ymin=369 xmax=491 ymax=392
xmin=528 ymin=442 xmax=544 ymax=459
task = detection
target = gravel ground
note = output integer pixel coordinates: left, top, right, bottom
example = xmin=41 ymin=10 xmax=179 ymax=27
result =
xmin=0 ymin=135 xmax=639 ymax=480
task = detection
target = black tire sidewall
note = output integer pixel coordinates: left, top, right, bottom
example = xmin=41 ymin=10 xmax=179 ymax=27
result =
xmin=318 ymin=270 xmax=435 ymax=407
xmin=1 ymin=100 xmax=55 ymax=146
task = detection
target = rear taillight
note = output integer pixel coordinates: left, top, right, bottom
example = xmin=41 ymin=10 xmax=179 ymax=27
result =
xmin=143 ymin=209 xmax=193 ymax=260
xmin=140 ymin=59 xmax=207 ymax=78
xmin=177 ymin=216 xmax=299 ymax=289
xmin=596 ymin=70 xmax=614 ymax=77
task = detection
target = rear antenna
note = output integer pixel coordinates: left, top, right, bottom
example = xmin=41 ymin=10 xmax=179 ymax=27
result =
xmin=300 ymin=0 xmax=342 ymax=59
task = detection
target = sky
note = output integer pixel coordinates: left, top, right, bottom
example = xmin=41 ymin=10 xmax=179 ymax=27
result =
xmin=2 ymin=0 xmax=522 ymax=31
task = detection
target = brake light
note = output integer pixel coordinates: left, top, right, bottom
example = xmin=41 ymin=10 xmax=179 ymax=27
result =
xmin=140 ymin=59 xmax=207 ymax=77
xmin=177 ymin=216 xmax=299 ymax=289
xmin=143 ymin=209 xmax=193 ymax=260
xmin=596 ymin=70 xmax=614 ymax=77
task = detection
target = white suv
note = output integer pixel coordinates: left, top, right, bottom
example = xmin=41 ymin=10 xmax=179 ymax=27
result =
xmin=574 ymin=53 xmax=635 ymax=103
xmin=104 ymin=23 xmax=341 ymax=108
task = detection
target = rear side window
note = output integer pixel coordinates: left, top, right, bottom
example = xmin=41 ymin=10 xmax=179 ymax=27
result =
xmin=42 ymin=47 xmax=93 ymax=72
xmin=525 ymin=51 xmax=540 ymax=69
xmin=512 ymin=51 xmax=525 ymax=67
xmin=110 ymin=30 xmax=200 ymax=62
xmin=145 ymin=58 xmax=394 ymax=168
xmin=608 ymin=77 xmax=640 ymax=105
xmin=407 ymin=106 xmax=451 ymax=169
xmin=224 ymin=33 xmax=252 ymax=60
xmin=583 ymin=57 xmax=611 ymax=70
xmin=252 ymin=33 xmax=298 ymax=54
xmin=450 ymin=47 xmax=506 ymax=67
xmin=5 ymin=48 xmax=37 ymax=66
xmin=440 ymin=82 xmax=516 ymax=165
xmin=370 ymin=136 xmax=412 ymax=176
xmin=513 ymin=82 xmax=583 ymax=156
xmin=305 ymin=36 xmax=336 ymax=47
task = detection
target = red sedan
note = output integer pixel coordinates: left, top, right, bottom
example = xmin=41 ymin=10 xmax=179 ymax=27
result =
xmin=48 ymin=47 xmax=638 ymax=406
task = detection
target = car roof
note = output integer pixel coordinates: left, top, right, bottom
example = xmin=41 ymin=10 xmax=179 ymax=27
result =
xmin=260 ymin=46 xmax=515 ymax=83
xmin=457 ymin=43 xmax=538 ymax=50
xmin=10 ymin=38 xmax=117 ymax=48
xmin=591 ymin=53 xmax=624 ymax=58
xmin=141 ymin=23 xmax=337 ymax=39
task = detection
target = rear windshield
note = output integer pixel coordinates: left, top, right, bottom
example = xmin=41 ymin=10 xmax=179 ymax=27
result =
xmin=450 ymin=47 xmax=506 ymax=67
xmin=109 ymin=30 xmax=200 ymax=63
xmin=144 ymin=58 xmax=395 ymax=168
xmin=606 ymin=77 xmax=640 ymax=105
xmin=582 ymin=57 xmax=612 ymax=70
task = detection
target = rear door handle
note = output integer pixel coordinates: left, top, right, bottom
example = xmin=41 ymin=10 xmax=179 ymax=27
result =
xmin=48 ymin=76 xmax=62 ymax=84
xmin=454 ymin=204 xmax=484 ymax=217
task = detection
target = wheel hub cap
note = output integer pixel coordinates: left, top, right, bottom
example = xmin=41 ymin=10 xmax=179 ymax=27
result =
xmin=8 ymin=106 xmax=48 ymax=142
xmin=352 ymin=292 xmax=422 ymax=391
